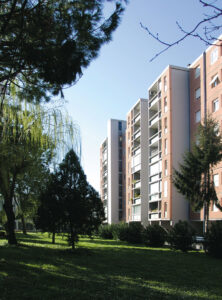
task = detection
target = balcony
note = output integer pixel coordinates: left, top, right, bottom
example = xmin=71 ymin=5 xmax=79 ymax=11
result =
xmin=149 ymin=213 xmax=159 ymax=220
xmin=133 ymin=113 xmax=140 ymax=125
xmin=149 ymin=95 xmax=159 ymax=109
xmin=132 ymin=197 xmax=141 ymax=205
xmin=131 ymin=164 xmax=141 ymax=173
xmin=133 ymin=129 xmax=141 ymax=140
xmin=133 ymin=180 xmax=141 ymax=189
xmin=132 ymin=215 xmax=141 ymax=221
xmin=149 ymin=113 xmax=159 ymax=128
xmin=149 ymin=133 xmax=159 ymax=146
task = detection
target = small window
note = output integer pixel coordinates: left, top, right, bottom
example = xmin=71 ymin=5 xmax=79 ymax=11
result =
xmin=210 ymin=74 xmax=219 ymax=88
xmin=195 ymin=88 xmax=200 ymax=99
xmin=164 ymin=160 xmax=168 ymax=176
xmin=213 ymin=99 xmax=219 ymax=112
xmin=211 ymin=48 xmax=218 ymax=65
xmin=164 ymin=181 xmax=167 ymax=197
xmin=164 ymin=76 xmax=167 ymax=92
xmin=195 ymin=66 xmax=200 ymax=78
xmin=164 ymin=97 xmax=168 ymax=112
xmin=118 ymin=121 xmax=122 ymax=131
xmin=213 ymin=174 xmax=219 ymax=187
xmin=195 ymin=110 xmax=201 ymax=123
xmin=164 ymin=202 xmax=167 ymax=218
xmin=164 ymin=139 xmax=168 ymax=155
xmin=164 ymin=117 xmax=168 ymax=134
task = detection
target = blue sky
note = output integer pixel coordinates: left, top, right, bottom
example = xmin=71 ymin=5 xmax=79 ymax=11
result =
xmin=63 ymin=0 xmax=220 ymax=191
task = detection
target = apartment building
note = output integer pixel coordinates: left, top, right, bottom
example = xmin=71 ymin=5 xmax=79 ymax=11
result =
xmin=125 ymin=99 xmax=148 ymax=225
xmin=189 ymin=39 xmax=222 ymax=227
xmin=148 ymin=65 xmax=190 ymax=227
xmin=100 ymin=119 xmax=126 ymax=224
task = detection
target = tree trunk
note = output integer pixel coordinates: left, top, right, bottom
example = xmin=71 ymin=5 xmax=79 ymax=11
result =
xmin=52 ymin=231 xmax=55 ymax=244
xmin=21 ymin=214 xmax=27 ymax=235
xmin=3 ymin=197 xmax=17 ymax=245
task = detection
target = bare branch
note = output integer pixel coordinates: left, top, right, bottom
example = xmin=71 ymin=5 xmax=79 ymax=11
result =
xmin=141 ymin=0 xmax=222 ymax=62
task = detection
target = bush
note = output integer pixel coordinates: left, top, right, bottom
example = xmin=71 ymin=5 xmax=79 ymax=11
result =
xmin=0 ymin=230 xmax=6 ymax=239
xmin=143 ymin=224 xmax=167 ymax=247
xmin=98 ymin=224 xmax=113 ymax=239
xmin=111 ymin=223 xmax=129 ymax=241
xmin=205 ymin=221 xmax=222 ymax=258
xmin=125 ymin=222 xmax=143 ymax=244
xmin=168 ymin=220 xmax=195 ymax=252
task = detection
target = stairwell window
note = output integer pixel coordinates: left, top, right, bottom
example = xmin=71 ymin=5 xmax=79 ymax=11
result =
xmin=213 ymin=174 xmax=219 ymax=187
xmin=164 ymin=180 xmax=167 ymax=197
xmin=213 ymin=98 xmax=219 ymax=112
xmin=195 ymin=66 xmax=200 ymax=78
xmin=164 ymin=97 xmax=168 ymax=112
xmin=211 ymin=48 xmax=218 ymax=65
xmin=164 ymin=76 xmax=167 ymax=92
xmin=195 ymin=87 xmax=200 ymax=99
xmin=195 ymin=110 xmax=201 ymax=123
xmin=210 ymin=74 xmax=219 ymax=88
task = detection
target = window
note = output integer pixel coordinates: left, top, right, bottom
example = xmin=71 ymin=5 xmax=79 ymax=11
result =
xmin=195 ymin=66 xmax=200 ymax=78
xmin=164 ymin=181 xmax=167 ymax=197
xmin=213 ymin=203 xmax=218 ymax=212
xmin=164 ymin=160 xmax=168 ymax=176
xmin=213 ymin=174 xmax=219 ymax=187
xmin=118 ymin=121 xmax=122 ymax=131
xmin=164 ymin=97 xmax=168 ymax=112
xmin=211 ymin=48 xmax=218 ymax=65
xmin=213 ymin=98 xmax=219 ymax=112
xmin=164 ymin=202 xmax=167 ymax=218
xmin=195 ymin=88 xmax=200 ymax=99
xmin=210 ymin=74 xmax=219 ymax=88
xmin=164 ymin=76 xmax=167 ymax=92
xmin=164 ymin=117 xmax=167 ymax=134
xmin=164 ymin=139 xmax=168 ymax=155
xmin=195 ymin=110 xmax=201 ymax=123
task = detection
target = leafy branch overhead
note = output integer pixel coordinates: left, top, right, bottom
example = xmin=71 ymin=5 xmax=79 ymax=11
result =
xmin=140 ymin=0 xmax=222 ymax=61
xmin=0 ymin=0 xmax=127 ymax=101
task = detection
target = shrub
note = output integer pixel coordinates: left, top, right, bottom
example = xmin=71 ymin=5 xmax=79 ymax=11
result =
xmin=0 ymin=230 xmax=6 ymax=239
xmin=168 ymin=220 xmax=195 ymax=252
xmin=111 ymin=223 xmax=129 ymax=241
xmin=205 ymin=221 xmax=222 ymax=258
xmin=98 ymin=224 xmax=113 ymax=239
xmin=143 ymin=224 xmax=167 ymax=247
xmin=125 ymin=222 xmax=143 ymax=244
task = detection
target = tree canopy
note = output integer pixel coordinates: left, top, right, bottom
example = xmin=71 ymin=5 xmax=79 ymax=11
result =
xmin=0 ymin=0 xmax=127 ymax=102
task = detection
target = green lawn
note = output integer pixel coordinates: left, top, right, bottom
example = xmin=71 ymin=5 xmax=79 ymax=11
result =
xmin=0 ymin=233 xmax=222 ymax=300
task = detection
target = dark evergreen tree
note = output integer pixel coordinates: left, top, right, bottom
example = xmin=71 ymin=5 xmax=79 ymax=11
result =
xmin=35 ymin=174 xmax=63 ymax=244
xmin=56 ymin=149 xmax=104 ymax=249
xmin=173 ymin=118 xmax=222 ymax=233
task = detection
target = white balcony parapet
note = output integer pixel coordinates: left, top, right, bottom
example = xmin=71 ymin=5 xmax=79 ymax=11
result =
xmin=132 ymin=215 xmax=141 ymax=221
xmin=149 ymin=114 xmax=159 ymax=127
xmin=133 ymin=113 xmax=140 ymax=124
xmin=149 ymin=213 xmax=159 ymax=220
xmin=150 ymin=133 xmax=159 ymax=145
xmin=131 ymin=164 xmax=141 ymax=173
xmin=133 ymin=198 xmax=141 ymax=205
xmin=133 ymin=130 xmax=141 ymax=140
xmin=149 ymin=95 xmax=159 ymax=108
xmin=134 ymin=181 xmax=141 ymax=189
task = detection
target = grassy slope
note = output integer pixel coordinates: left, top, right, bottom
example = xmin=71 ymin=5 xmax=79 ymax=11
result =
xmin=0 ymin=233 xmax=222 ymax=300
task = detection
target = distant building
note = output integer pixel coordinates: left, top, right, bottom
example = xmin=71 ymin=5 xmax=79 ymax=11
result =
xmin=100 ymin=119 xmax=126 ymax=224
xmin=125 ymin=98 xmax=148 ymax=226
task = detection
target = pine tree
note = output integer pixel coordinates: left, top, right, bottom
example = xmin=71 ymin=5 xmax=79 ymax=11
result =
xmin=173 ymin=117 xmax=222 ymax=233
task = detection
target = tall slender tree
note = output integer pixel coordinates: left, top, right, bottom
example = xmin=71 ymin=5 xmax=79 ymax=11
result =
xmin=173 ymin=117 xmax=222 ymax=233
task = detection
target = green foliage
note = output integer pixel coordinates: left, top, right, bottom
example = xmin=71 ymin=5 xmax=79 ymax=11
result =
xmin=0 ymin=0 xmax=126 ymax=101
xmin=168 ymin=221 xmax=196 ymax=252
xmin=125 ymin=222 xmax=143 ymax=244
xmin=143 ymin=224 xmax=167 ymax=247
xmin=36 ymin=149 xmax=104 ymax=249
xmin=205 ymin=222 xmax=222 ymax=258
xmin=110 ymin=223 xmax=129 ymax=241
xmin=98 ymin=224 xmax=113 ymax=239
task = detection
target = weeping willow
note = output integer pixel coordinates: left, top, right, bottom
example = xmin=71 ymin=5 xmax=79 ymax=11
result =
xmin=0 ymin=85 xmax=80 ymax=244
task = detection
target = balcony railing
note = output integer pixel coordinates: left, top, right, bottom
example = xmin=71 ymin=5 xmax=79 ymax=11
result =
xmin=132 ymin=215 xmax=141 ymax=221
xmin=150 ymin=133 xmax=159 ymax=145
xmin=149 ymin=113 xmax=159 ymax=127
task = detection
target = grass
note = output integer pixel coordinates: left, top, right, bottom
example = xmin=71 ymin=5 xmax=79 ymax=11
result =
xmin=0 ymin=233 xmax=222 ymax=299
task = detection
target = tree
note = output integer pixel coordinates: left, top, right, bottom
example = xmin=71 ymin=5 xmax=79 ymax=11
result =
xmin=0 ymin=96 xmax=77 ymax=245
xmin=0 ymin=0 xmax=127 ymax=102
xmin=35 ymin=174 xmax=63 ymax=244
xmin=46 ymin=149 xmax=104 ymax=249
xmin=173 ymin=117 xmax=222 ymax=233
xmin=141 ymin=0 xmax=222 ymax=61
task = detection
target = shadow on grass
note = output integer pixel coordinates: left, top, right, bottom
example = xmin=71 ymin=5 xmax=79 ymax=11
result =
xmin=0 ymin=236 xmax=222 ymax=300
